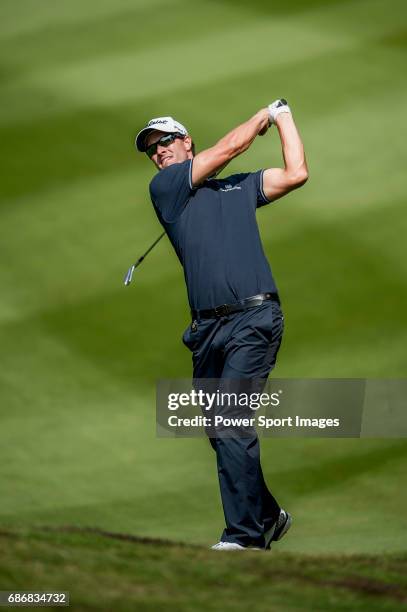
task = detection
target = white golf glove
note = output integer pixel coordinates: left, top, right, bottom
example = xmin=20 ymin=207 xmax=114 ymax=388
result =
xmin=268 ymin=99 xmax=291 ymax=125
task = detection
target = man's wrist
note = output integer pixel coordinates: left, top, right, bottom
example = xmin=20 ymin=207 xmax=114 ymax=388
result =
xmin=256 ymin=108 xmax=270 ymax=135
xmin=275 ymin=112 xmax=292 ymax=125
xmin=255 ymin=108 xmax=269 ymax=124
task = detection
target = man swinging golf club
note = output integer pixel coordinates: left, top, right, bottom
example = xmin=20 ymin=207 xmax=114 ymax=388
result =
xmin=135 ymin=100 xmax=308 ymax=550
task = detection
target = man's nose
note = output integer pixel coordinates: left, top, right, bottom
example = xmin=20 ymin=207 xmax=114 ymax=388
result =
xmin=157 ymin=143 xmax=169 ymax=155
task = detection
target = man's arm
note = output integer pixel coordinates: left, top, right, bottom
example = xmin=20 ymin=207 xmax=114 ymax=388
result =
xmin=262 ymin=111 xmax=308 ymax=203
xmin=191 ymin=109 xmax=270 ymax=187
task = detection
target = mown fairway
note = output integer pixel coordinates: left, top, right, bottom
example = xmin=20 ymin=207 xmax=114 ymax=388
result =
xmin=1 ymin=0 xmax=406 ymax=609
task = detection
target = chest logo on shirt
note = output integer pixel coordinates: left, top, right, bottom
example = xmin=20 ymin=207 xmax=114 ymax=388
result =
xmin=219 ymin=184 xmax=242 ymax=192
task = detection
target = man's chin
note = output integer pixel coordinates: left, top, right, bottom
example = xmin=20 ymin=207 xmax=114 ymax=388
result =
xmin=160 ymin=158 xmax=175 ymax=169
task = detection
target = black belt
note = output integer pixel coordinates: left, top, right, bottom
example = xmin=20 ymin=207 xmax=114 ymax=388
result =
xmin=191 ymin=292 xmax=280 ymax=320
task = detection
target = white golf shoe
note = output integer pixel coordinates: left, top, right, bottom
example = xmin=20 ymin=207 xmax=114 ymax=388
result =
xmin=211 ymin=541 xmax=261 ymax=551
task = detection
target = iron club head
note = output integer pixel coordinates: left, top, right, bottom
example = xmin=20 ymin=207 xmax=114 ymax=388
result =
xmin=124 ymin=264 xmax=135 ymax=286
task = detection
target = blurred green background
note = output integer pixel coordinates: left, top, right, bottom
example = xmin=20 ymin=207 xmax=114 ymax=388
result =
xmin=1 ymin=0 xmax=406 ymax=579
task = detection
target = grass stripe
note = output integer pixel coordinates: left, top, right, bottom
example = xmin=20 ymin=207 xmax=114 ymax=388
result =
xmin=0 ymin=0 xmax=176 ymax=41
xmin=1 ymin=40 xmax=406 ymax=204
xmin=0 ymin=1 xmax=248 ymax=76
xmin=0 ymin=10 xmax=369 ymax=123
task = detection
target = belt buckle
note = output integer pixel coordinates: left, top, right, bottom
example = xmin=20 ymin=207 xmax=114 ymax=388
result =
xmin=214 ymin=304 xmax=229 ymax=317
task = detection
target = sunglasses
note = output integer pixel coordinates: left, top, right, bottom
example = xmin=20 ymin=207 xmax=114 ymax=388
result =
xmin=145 ymin=133 xmax=184 ymax=158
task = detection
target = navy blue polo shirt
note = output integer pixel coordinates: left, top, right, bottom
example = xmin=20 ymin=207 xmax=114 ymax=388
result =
xmin=149 ymin=159 xmax=278 ymax=310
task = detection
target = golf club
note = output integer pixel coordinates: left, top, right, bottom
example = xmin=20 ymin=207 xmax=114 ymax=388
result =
xmin=123 ymin=231 xmax=166 ymax=286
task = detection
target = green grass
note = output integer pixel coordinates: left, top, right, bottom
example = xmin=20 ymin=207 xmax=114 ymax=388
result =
xmin=1 ymin=0 xmax=407 ymax=608
xmin=1 ymin=529 xmax=406 ymax=611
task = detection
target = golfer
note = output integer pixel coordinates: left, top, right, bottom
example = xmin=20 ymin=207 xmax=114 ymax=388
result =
xmin=135 ymin=101 xmax=308 ymax=550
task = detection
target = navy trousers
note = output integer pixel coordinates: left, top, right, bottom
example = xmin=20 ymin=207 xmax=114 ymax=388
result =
xmin=182 ymin=299 xmax=284 ymax=547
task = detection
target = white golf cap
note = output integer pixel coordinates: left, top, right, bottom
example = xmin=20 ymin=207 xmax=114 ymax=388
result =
xmin=135 ymin=116 xmax=188 ymax=152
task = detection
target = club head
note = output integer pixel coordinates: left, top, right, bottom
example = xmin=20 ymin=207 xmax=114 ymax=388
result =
xmin=124 ymin=264 xmax=135 ymax=286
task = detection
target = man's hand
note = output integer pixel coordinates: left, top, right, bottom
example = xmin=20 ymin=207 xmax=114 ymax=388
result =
xmin=268 ymin=99 xmax=291 ymax=125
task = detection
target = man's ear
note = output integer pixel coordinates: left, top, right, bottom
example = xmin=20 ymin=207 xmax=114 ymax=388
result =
xmin=184 ymin=135 xmax=193 ymax=152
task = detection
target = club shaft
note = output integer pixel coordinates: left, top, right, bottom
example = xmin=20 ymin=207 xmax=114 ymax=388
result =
xmin=134 ymin=231 xmax=165 ymax=268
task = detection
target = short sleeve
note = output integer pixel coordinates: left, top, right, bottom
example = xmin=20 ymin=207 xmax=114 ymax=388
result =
xmin=254 ymin=169 xmax=271 ymax=208
xmin=149 ymin=159 xmax=193 ymax=223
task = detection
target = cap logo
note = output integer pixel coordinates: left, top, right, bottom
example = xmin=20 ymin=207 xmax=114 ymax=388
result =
xmin=147 ymin=119 xmax=168 ymax=127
